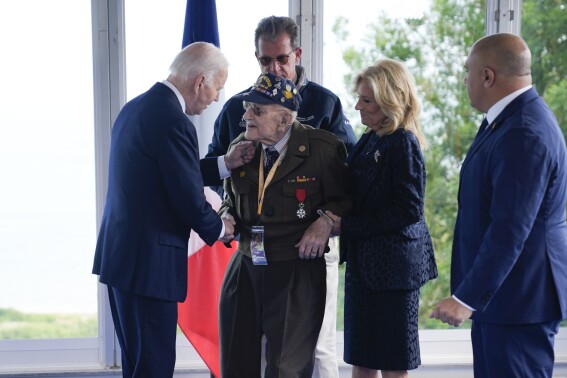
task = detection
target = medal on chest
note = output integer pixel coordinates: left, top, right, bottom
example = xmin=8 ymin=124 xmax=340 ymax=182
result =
xmin=296 ymin=188 xmax=306 ymax=219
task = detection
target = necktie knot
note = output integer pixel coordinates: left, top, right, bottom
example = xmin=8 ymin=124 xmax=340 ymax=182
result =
xmin=479 ymin=118 xmax=489 ymax=134
xmin=265 ymin=147 xmax=280 ymax=173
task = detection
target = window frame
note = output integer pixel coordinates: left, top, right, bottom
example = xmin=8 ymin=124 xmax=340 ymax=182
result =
xmin=2 ymin=0 xmax=566 ymax=374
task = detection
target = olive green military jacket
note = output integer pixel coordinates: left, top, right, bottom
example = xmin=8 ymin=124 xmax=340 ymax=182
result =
xmin=220 ymin=121 xmax=352 ymax=261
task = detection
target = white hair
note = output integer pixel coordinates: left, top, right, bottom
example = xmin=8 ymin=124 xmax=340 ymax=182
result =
xmin=169 ymin=42 xmax=229 ymax=86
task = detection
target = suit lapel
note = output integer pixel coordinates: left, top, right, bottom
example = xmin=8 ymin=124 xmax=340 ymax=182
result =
xmin=459 ymin=88 xmax=540 ymax=196
xmin=348 ymin=132 xmax=383 ymax=206
xmin=246 ymin=145 xmax=261 ymax=185
xmin=462 ymin=88 xmax=539 ymax=170
xmin=461 ymin=121 xmax=495 ymax=172
xmin=349 ymin=132 xmax=371 ymax=164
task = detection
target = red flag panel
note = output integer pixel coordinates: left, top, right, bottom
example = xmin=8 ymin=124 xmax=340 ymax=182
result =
xmin=178 ymin=241 xmax=236 ymax=378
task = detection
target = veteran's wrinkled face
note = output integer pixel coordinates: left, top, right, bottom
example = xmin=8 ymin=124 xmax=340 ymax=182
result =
xmin=242 ymin=102 xmax=290 ymax=145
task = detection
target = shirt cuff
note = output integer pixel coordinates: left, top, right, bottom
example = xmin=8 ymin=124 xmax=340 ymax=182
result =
xmin=452 ymin=295 xmax=476 ymax=311
xmin=217 ymin=156 xmax=230 ymax=179
xmin=219 ymin=218 xmax=225 ymax=239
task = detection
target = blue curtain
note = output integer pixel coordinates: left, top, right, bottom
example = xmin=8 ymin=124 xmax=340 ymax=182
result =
xmin=182 ymin=0 xmax=220 ymax=48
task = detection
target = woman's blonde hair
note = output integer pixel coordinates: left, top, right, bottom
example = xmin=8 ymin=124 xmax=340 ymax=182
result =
xmin=353 ymin=59 xmax=428 ymax=149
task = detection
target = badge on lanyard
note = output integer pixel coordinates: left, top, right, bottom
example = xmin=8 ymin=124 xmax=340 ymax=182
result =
xmin=296 ymin=188 xmax=306 ymax=219
xmin=250 ymin=225 xmax=268 ymax=265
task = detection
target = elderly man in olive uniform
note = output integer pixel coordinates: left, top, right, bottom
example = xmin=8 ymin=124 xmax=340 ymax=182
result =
xmin=218 ymin=72 xmax=352 ymax=378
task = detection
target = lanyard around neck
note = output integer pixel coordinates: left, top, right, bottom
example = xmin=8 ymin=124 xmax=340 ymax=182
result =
xmin=257 ymin=148 xmax=285 ymax=216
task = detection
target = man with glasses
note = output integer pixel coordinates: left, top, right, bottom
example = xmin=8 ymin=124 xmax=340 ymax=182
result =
xmin=207 ymin=16 xmax=356 ymax=378
xmin=207 ymin=15 xmax=355 ymax=161
xmin=218 ymin=72 xmax=352 ymax=378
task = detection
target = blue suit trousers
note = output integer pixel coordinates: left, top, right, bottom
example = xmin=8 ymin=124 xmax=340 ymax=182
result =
xmin=108 ymin=286 xmax=178 ymax=377
xmin=471 ymin=320 xmax=560 ymax=378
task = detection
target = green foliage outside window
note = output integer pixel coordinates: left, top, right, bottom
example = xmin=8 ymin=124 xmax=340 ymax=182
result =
xmin=0 ymin=308 xmax=96 ymax=339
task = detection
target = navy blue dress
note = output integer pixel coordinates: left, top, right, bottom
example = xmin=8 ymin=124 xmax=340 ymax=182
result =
xmin=341 ymin=128 xmax=437 ymax=370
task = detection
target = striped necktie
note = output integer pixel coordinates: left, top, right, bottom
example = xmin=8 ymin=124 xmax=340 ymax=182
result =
xmin=264 ymin=147 xmax=280 ymax=174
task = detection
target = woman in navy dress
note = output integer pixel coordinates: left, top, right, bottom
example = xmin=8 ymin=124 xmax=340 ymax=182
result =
xmin=327 ymin=59 xmax=438 ymax=378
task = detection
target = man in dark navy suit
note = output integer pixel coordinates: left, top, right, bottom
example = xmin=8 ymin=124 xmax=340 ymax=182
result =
xmin=430 ymin=33 xmax=567 ymax=377
xmin=92 ymin=42 xmax=254 ymax=377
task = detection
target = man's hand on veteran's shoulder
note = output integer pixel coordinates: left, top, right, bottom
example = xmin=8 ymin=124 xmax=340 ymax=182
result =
xmin=224 ymin=141 xmax=255 ymax=170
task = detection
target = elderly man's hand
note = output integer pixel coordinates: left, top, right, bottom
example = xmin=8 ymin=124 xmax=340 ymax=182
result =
xmin=224 ymin=141 xmax=255 ymax=170
xmin=295 ymin=217 xmax=333 ymax=259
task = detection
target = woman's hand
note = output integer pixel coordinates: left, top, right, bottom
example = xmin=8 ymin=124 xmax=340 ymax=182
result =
xmin=325 ymin=210 xmax=341 ymax=236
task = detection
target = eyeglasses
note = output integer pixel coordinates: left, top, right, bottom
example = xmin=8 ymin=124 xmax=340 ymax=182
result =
xmin=256 ymin=50 xmax=296 ymax=66
xmin=243 ymin=101 xmax=266 ymax=116
xmin=243 ymin=101 xmax=287 ymax=117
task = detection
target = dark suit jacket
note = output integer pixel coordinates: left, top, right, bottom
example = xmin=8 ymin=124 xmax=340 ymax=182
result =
xmin=340 ymin=128 xmax=437 ymax=290
xmin=93 ymin=82 xmax=222 ymax=302
xmin=452 ymin=87 xmax=567 ymax=323
xmin=220 ymin=121 xmax=352 ymax=261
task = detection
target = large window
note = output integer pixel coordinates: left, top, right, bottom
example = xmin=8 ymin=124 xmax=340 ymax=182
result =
xmin=0 ymin=0 xmax=565 ymax=374
xmin=325 ymin=0 xmax=566 ymax=326
xmin=125 ymin=0 xmax=287 ymax=102
xmin=0 ymin=0 xmax=96 ymax=340
xmin=322 ymin=0 xmax=567 ymax=365
xmin=124 ymin=0 xmax=287 ymax=159
xmin=324 ymin=0 xmax=485 ymax=332
xmin=522 ymin=0 xmax=567 ymax=141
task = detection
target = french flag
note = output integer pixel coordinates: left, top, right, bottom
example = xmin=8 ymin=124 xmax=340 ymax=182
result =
xmin=178 ymin=188 xmax=235 ymax=378
xmin=177 ymin=1 xmax=234 ymax=377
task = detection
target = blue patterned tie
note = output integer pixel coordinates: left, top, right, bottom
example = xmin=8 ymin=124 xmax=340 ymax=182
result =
xmin=264 ymin=147 xmax=280 ymax=175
